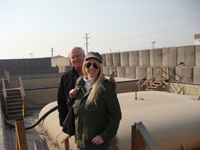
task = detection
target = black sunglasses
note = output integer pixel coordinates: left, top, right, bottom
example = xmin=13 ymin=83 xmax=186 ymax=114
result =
xmin=85 ymin=62 xmax=98 ymax=69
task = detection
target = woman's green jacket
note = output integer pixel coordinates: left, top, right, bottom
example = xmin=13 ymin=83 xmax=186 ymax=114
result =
xmin=70 ymin=77 xmax=122 ymax=150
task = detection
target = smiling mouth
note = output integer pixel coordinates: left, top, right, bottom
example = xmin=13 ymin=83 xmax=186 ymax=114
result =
xmin=89 ymin=71 xmax=95 ymax=73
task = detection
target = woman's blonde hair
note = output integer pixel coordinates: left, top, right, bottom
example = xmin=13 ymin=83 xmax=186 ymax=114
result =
xmin=82 ymin=58 xmax=105 ymax=105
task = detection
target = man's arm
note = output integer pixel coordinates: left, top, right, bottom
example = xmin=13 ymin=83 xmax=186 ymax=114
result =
xmin=57 ymin=75 xmax=68 ymax=126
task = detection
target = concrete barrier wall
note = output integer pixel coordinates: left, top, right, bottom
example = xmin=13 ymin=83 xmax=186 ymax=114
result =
xmin=120 ymin=52 xmax=129 ymax=67
xmin=177 ymin=46 xmax=195 ymax=67
xmin=164 ymin=82 xmax=200 ymax=97
xmin=102 ymin=54 xmax=106 ymax=66
xmin=103 ymin=66 xmax=110 ymax=76
xmin=105 ymin=53 xmax=113 ymax=67
xmin=112 ymin=53 xmax=120 ymax=67
xmin=117 ymin=67 xmax=126 ymax=78
xmin=139 ymin=50 xmax=150 ymax=67
xmin=196 ymin=45 xmax=200 ymax=67
xmin=162 ymin=47 xmax=177 ymax=67
xmin=129 ymin=51 xmax=139 ymax=67
xmin=1 ymin=45 xmax=199 ymax=83
xmin=110 ymin=67 xmax=117 ymax=76
xmin=126 ymin=67 xmax=136 ymax=79
xmin=136 ymin=67 xmax=147 ymax=79
xmin=150 ymin=49 xmax=162 ymax=67
xmin=0 ymin=57 xmax=56 ymax=76
xmin=176 ymin=67 xmax=193 ymax=83
xmin=193 ymin=67 xmax=200 ymax=84
xmin=126 ymin=67 xmax=130 ymax=78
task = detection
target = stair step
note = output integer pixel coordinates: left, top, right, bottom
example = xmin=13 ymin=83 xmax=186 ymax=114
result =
xmin=7 ymin=102 xmax=22 ymax=106
xmin=7 ymin=92 xmax=21 ymax=96
xmin=8 ymin=109 xmax=22 ymax=114
xmin=153 ymin=82 xmax=160 ymax=84
xmin=7 ymin=106 xmax=22 ymax=110
xmin=7 ymin=114 xmax=23 ymax=120
xmin=7 ymin=99 xmax=22 ymax=102
xmin=7 ymin=96 xmax=21 ymax=100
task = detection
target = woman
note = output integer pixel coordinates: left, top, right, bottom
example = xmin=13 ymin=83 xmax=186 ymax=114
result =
xmin=69 ymin=52 xmax=122 ymax=150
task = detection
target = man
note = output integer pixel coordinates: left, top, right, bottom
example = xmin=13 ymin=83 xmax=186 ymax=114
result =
xmin=57 ymin=47 xmax=85 ymax=127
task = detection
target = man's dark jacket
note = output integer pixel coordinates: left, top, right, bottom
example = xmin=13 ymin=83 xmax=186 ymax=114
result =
xmin=57 ymin=67 xmax=79 ymax=126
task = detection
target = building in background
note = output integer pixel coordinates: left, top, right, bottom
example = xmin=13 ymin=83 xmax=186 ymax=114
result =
xmin=194 ymin=34 xmax=200 ymax=45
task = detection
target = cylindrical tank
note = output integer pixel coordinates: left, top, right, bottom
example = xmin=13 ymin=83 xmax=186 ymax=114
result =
xmin=39 ymin=91 xmax=200 ymax=150
xmin=39 ymin=102 xmax=76 ymax=150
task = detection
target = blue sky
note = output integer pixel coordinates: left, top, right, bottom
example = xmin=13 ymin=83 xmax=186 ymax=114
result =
xmin=0 ymin=0 xmax=200 ymax=59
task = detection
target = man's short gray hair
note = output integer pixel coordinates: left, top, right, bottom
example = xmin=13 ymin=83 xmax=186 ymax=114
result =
xmin=68 ymin=47 xmax=85 ymax=57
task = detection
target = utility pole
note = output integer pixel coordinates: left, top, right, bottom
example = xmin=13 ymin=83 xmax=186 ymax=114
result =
xmin=151 ymin=41 xmax=156 ymax=49
xmin=50 ymin=47 xmax=55 ymax=58
xmin=30 ymin=53 xmax=34 ymax=58
xmin=83 ymin=33 xmax=90 ymax=55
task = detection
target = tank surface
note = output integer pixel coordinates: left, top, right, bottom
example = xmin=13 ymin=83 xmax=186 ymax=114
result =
xmin=39 ymin=91 xmax=200 ymax=150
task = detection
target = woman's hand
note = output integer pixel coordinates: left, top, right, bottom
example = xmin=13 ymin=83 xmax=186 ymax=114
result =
xmin=92 ymin=135 xmax=104 ymax=145
xmin=69 ymin=88 xmax=80 ymax=99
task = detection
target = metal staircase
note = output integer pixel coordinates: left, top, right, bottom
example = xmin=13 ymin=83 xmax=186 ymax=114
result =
xmin=1 ymin=70 xmax=25 ymax=120
xmin=137 ymin=67 xmax=183 ymax=91
xmin=6 ymin=88 xmax=23 ymax=119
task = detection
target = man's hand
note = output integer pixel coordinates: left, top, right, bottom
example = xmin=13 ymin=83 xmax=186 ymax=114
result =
xmin=69 ymin=88 xmax=80 ymax=99
xmin=92 ymin=135 xmax=104 ymax=145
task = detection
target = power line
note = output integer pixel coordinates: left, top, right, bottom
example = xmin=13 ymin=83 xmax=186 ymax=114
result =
xmin=91 ymin=18 xmax=200 ymax=44
xmin=93 ymin=0 xmax=198 ymax=35
xmin=93 ymin=4 xmax=200 ymax=38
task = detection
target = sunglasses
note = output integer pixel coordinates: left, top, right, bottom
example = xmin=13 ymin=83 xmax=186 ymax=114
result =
xmin=85 ymin=62 xmax=98 ymax=69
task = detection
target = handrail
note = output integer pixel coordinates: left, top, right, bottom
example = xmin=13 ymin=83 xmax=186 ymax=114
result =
xmin=136 ymin=68 xmax=153 ymax=84
xmin=1 ymin=78 xmax=7 ymax=98
xmin=137 ymin=67 xmax=184 ymax=91
xmin=17 ymin=76 xmax=25 ymax=118
xmin=4 ymin=70 xmax=10 ymax=82
xmin=18 ymin=76 xmax=25 ymax=98
xmin=141 ymin=69 xmax=160 ymax=87
xmin=168 ymin=67 xmax=183 ymax=79
xmin=7 ymin=71 xmax=10 ymax=82
xmin=2 ymin=77 xmax=8 ymax=117
xmin=4 ymin=70 xmax=7 ymax=77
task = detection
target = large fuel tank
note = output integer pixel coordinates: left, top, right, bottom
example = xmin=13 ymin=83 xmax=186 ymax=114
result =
xmin=39 ymin=91 xmax=200 ymax=150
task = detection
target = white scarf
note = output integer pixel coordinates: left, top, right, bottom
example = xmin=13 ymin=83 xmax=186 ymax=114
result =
xmin=83 ymin=76 xmax=97 ymax=92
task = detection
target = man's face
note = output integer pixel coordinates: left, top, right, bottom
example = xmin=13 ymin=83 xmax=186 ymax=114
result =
xmin=70 ymin=48 xmax=85 ymax=71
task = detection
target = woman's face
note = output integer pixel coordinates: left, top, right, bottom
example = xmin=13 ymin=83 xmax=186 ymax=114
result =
xmin=84 ymin=58 xmax=100 ymax=79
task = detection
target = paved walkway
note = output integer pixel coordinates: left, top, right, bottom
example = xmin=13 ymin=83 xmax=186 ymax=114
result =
xmin=0 ymin=103 xmax=8 ymax=150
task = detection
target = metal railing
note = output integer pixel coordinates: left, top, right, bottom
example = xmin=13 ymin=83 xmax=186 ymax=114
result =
xmin=17 ymin=76 xmax=25 ymax=117
xmin=137 ymin=67 xmax=183 ymax=91
xmin=1 ymin=78 xmax=8 ymax=117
